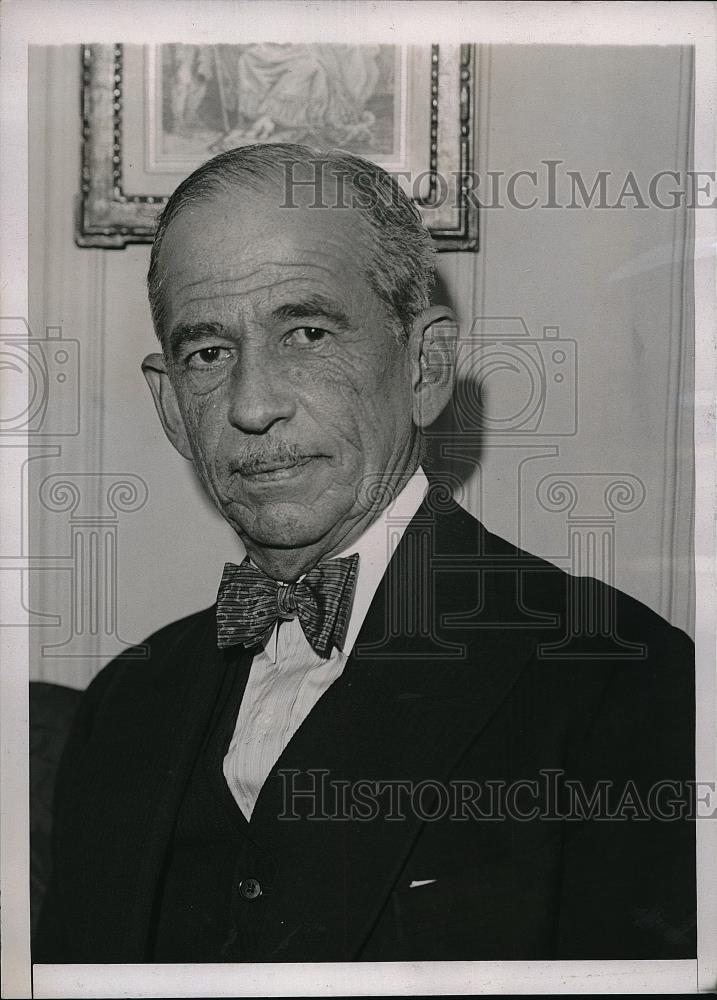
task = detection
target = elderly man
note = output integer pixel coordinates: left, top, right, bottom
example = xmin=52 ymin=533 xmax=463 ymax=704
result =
xmin=35 ymin=144 xmax=695 ymax=964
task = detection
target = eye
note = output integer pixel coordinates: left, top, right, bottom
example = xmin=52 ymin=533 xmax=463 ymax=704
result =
xmin=186 ymin=346 xmax=233 ymax=369
xmin=286 ymin=326 xmax=330 ymax=347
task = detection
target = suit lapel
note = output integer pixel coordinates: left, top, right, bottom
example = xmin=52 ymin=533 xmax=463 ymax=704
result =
xmin=249 ymin=499 xmax=540 ymax=960
xmin=87 ymin=610 xmax=248 ymax=958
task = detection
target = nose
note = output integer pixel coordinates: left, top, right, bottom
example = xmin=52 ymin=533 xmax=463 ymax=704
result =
xmin=226 ymin=342 xmax=296 ymax=435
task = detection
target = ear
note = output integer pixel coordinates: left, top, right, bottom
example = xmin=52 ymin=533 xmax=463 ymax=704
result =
xmin=141 ymin=353 xmax=194 ymax=461
xmin=407 ymin=305 xmax=458 ymax=428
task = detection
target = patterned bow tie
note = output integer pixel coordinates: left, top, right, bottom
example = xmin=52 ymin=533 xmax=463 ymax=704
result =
xmin=216 ymin=553 xmax=359 ymax=658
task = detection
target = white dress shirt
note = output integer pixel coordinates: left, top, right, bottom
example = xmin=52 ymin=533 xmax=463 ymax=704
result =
xmin=222 ymin=467 xmax=428 ymax=820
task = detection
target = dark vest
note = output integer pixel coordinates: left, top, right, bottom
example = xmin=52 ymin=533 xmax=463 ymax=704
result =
xmin=148 ymin=651 xmax=281 ymax=962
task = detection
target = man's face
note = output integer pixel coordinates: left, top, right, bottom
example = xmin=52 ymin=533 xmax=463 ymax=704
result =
xmin=152 ymin=185 xmax=419 ymax=555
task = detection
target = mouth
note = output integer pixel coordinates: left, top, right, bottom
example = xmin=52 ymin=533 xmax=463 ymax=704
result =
xmin=237 ymin=456 xmax=319 ymax=483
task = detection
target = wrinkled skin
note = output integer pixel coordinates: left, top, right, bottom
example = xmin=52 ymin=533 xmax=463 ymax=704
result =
xmin=143 ymin=184 xmax=455 ymax=580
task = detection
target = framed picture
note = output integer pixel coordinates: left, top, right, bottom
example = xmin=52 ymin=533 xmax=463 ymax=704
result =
xmin=77 ymin=42 xmax=477 ymax=250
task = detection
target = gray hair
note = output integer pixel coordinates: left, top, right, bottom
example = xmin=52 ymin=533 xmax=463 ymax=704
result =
xmin=147 ymin=142 xmax=436 ymax=344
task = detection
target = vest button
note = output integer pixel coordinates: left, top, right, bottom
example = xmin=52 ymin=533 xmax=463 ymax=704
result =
xmin=238 ymin=877 xmax=262 ymax=900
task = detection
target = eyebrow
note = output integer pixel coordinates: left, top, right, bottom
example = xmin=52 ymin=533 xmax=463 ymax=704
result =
xmin=270 ymin=296 xmax=352 ymax=330
xmin=167 ymin=321 xmax=228 ymax=356
xmin=167 ymin=297 xmax=352 ymax=354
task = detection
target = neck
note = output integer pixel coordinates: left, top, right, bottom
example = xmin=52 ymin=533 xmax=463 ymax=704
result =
xmin=240 ymin=458 xmax=421 ymax=581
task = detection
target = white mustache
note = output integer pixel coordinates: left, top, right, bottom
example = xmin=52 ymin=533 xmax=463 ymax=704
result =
xmin=230 ymin=445 xmax=310 ymax=475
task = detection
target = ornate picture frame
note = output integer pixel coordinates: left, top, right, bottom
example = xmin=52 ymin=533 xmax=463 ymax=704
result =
xmin=77 ymin=42 xmax=477 ymax=250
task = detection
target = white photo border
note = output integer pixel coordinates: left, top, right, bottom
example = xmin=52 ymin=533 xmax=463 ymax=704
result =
xmin=1 ymin=1 xmax=714 ymax=997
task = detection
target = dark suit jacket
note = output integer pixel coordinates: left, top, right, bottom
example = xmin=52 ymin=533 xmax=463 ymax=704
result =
xmin=34 ymin=497 xmax=696 ymax=963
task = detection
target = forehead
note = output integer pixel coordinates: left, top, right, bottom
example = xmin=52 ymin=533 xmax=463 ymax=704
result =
xmin=157 ymin=185 xmax=377 ymax=327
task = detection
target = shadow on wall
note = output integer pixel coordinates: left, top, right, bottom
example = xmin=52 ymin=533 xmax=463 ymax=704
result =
xmin=425 ymin=270 xmax=485 ymax=497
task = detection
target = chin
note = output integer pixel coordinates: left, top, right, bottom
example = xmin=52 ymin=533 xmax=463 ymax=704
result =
xmin=227 ymin=500 xmax=345 ymax=551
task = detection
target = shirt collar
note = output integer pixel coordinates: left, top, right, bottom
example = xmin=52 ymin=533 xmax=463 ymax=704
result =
xmin=333 ymin=466 xmax=428 ymax=655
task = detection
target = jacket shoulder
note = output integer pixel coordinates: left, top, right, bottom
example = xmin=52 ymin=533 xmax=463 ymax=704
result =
xmin=437 ymin=497 xmax=692 ymax=651
xmin=75 ymin=605 xmax=216 ymax=723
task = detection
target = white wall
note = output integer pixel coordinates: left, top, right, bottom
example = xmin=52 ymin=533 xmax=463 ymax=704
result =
xmin=27 ymin=43 xmax=694 ymax=688
xmin=453 ymin=44 xmax=694 ymax=630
